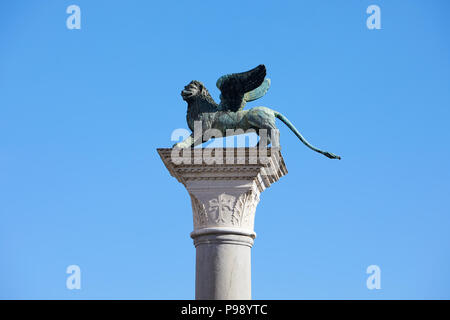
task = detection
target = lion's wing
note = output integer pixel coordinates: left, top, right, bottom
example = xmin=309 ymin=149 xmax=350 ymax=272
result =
xmin=244 ymin=78 xmax=271 ymax=103
xmin=216 ymin=64 xmax=267 ymax=112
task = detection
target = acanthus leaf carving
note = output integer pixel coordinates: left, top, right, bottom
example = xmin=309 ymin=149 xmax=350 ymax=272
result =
xmin=190 ymin=194 xmax=208 ymax=228
xmin=232 ymin=190 xmax=259 ymax=228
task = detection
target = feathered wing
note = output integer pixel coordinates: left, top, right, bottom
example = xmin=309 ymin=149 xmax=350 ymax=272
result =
xmin=244 ymin=78 xmax=271 ymax=102
xmin=216 ymin=64 xmax=268 ymax=112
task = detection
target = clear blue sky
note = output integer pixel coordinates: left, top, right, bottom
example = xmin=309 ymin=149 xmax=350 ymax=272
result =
xmin=1 ymin=0 xmax=449 ymax=299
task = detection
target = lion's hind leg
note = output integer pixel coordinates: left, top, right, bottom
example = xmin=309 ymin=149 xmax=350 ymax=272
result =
xmin=246 ymin=107 xmax=277 ymax=147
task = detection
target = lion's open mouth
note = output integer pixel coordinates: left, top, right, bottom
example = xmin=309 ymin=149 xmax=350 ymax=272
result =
xmin=181 ymin=89 xmax=194 ymax=98
xmin=181 ymin=83 xmax=198 ymax=99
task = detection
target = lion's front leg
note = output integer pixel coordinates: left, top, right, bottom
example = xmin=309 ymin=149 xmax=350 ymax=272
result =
xmin=173 ymin=134 xmax=194 ymax=148
xmin=172 ymin=134 xmax=204 ymax=148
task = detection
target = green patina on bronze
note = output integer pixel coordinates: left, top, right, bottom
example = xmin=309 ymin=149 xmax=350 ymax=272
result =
xmin=174 ymin=64 xmax=341 ymax=160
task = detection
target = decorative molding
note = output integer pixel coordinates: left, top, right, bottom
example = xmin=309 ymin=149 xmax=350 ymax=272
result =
xmin=157 ymin=147 xmax=287 ymax=193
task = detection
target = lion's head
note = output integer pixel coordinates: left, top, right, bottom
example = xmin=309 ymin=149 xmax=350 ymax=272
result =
xmin=181 ymin=80 xmax=210 ymax=101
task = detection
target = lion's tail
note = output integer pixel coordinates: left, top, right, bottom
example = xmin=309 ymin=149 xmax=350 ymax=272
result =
xmin=274 ymin=111 xmax=341 ymax=160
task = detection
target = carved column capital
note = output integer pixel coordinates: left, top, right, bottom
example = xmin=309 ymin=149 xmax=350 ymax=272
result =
xmin=157 ymin=147 xmax=287 ymax=239
xmin=188 ymin=181 xmax=260 ymax=240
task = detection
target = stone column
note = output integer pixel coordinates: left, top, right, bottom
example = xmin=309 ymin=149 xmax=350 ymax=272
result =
xmin=157 ymin=147 xmax=287 ymax=300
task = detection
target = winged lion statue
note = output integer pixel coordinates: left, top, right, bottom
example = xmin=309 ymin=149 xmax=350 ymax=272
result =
xmin=173 ymin=64 xmax=340 ymax=160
